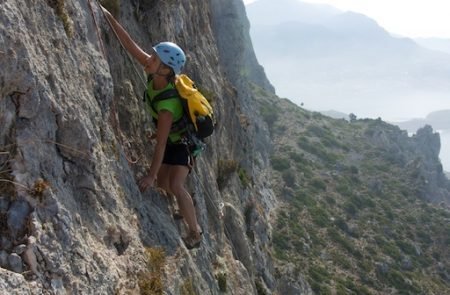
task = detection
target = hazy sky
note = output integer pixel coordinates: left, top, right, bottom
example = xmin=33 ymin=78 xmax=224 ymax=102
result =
xmin=244 ymin=0 xmax=450 ymax=38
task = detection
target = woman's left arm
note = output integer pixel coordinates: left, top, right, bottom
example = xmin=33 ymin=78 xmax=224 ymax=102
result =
xmin=138 ymin=111 xmax=173 ymax=192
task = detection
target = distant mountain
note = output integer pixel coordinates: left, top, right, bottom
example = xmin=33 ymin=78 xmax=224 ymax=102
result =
xmin=322 ymin=11 xmax=390 ymax=37
xmin=415 ymin=37 xmax=450 ymax=55
xmin=246 ymin=0 xmax=340 ymax=25
xmin=394 ymin=109 xmax=450 ymax=132
xmin=320 ymin=110 xmax=349 ymax=120
xmin=246 ymin=0 xmax=450 ymax=121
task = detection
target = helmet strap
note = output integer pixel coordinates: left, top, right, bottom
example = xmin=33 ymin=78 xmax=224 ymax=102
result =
xmin=152 ymin=63 xmax=170 ymax=77
xmin=153 ymin=64 xmax=176 ymax=83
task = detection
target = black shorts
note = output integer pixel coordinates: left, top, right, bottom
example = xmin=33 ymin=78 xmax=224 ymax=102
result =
xmin=162 ymin=143 xmax=194 ymax=166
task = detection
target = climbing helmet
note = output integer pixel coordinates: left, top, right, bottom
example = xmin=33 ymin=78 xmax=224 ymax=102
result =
xmin=153 ymin=42 xmax=186 ymax=75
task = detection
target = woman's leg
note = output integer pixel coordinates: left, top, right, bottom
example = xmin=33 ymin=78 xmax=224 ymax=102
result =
xmin=157 ymin=164 xmax=181 ymax=218
xmin=157 ymin=164 xmax=171 ymax=193
xmin=169 ymin=165 xmax=201 ymax=242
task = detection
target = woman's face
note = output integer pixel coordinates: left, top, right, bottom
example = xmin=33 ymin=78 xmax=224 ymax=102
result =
xmin=144 ymin=53 xmax=161 ymax=74
xmin=144 ymin=51 xmax=172 ymax=76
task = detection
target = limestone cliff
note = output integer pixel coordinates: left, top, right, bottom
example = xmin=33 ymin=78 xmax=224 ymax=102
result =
xmin=0 ymin=0 xmax=277 ymax=294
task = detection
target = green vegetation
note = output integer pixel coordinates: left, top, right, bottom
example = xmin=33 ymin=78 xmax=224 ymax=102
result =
xmin=238 ymin=167 xmax=252 ymax=188
xmin=309 ymin=206 xmax=330 ymax=227
xmin=270 ymin=156 xmax=290 ymax=171
xmin=257 ymin=93 xmax=450 ymax=294
xmin=336 ymin=278 xmax=371 ymax=295
xmin=308 ymin=177 xmax=327 ymax=192
xmin=259 ymin=101 xmax=279 ymax=128
xmin=308 ymin=265 xmax=332 ymax=294
xmin=216 ymin=272 xmax=227 ymax=292
xmin=281 ymin=169 xmax=296 ymax=188
xmin=297 ymin=136 xmax=340 ymax=165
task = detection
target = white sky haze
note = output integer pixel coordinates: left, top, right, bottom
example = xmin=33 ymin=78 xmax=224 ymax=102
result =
xmin=244 ymin=0 xmax=450 ymax=39
xmin=244 ymin=0 xmax=450 ymax=170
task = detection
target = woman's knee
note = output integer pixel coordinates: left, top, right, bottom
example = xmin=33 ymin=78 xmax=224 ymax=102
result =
xmin=168 ymin=166 xmax=189 ymax=196
xmin=169 ymin=182 xmax=186 ymax=198
xmin=158 ymin=179 xmax=171 ymax=194
xmin=157 ymin=165 xmax=171 ymax=193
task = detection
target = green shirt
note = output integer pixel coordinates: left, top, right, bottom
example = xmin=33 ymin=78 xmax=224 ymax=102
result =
xmin=145 ymin=80 xmax=184 ymax=143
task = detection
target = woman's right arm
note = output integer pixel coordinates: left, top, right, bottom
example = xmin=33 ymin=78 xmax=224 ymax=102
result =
xmin=100 ymin=6 xmax=150 ymax=66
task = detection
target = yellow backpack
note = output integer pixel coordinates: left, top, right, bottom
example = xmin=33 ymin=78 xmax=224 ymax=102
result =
xmin=152 ymin=74 xmax=216 ymax=140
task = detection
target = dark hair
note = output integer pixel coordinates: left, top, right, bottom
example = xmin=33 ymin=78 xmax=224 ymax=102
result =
xmin=165 ymin=66 xmax=176 ymax=83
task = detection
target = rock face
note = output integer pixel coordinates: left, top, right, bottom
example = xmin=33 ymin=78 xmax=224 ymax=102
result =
xmin=363 ymin=120 xmax=449 ymax=204
xmin=411 ymin=125 xmax=449 ymax=203
xmin=0 ymin=0 xmax=276 ymax=293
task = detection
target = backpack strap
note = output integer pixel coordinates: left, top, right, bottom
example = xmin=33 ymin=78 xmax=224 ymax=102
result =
xmin=149 ymin=88 xmax=179 ymax=117
xmin=152 ymin=88 xmax=179 ymax=103
xmin=144 ymin=74 xmax=179 ymax=104
xmin=148 ymin=87 xmax=189 ymax=136
xmin=143 ymin=78 xmax=192 ymax=141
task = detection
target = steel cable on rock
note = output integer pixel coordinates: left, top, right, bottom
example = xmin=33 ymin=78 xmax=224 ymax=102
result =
xmin=88 ymin=0 xmax=152 ymax=164
xmin=191 ymin=168 xmax=246 ymax=263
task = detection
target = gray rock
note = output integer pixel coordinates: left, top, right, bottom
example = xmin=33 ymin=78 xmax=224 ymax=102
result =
xmin=22 ymin=236 xmax=39 ymax=275
xmin=376 ymin=261 xmax=390 ymax=274
xmin=401 ymin=256 xmax=414 ymax=271
xmin=0 ymin=196 xmax=10 ymax=213
xmin=13 ymin=244 xmax=27 ymax=255
xmin=0 ymin=250 xmax=9 ymax=268
xmin=7 ymin=199 xmax=31 ymax=241
xmin=8 ymin=253 xmax=23 ymax=273
xmin=51 ymin=276 xmax=66 ymax=295
xmin=0 ymin=268 xmax=30 ymax=294
xmin=0 ymin=236 xmax=12 ymax=251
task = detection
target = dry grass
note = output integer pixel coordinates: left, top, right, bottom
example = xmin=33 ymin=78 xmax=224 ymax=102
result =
xmin=30 ymin=179 xmax=50 ymax=202
xmin=138 ymin=247 xmax=166 ymax=295
xmin=47 ymin=0 xmax=74 ymax=37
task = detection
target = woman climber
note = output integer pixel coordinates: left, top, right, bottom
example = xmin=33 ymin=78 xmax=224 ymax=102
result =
xmin=100 ymin=6 xmax=202 ymax=249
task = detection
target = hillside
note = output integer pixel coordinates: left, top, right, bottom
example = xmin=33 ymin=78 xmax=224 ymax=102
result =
xmin=0 ymin=0 xmax=449 ymax=294
xmin=253 ymin=85 xmax=450 ymax=294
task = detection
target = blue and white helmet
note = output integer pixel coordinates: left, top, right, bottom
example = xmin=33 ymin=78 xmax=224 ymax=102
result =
xmin=153 ymin=42 xmax=186 ymax=75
